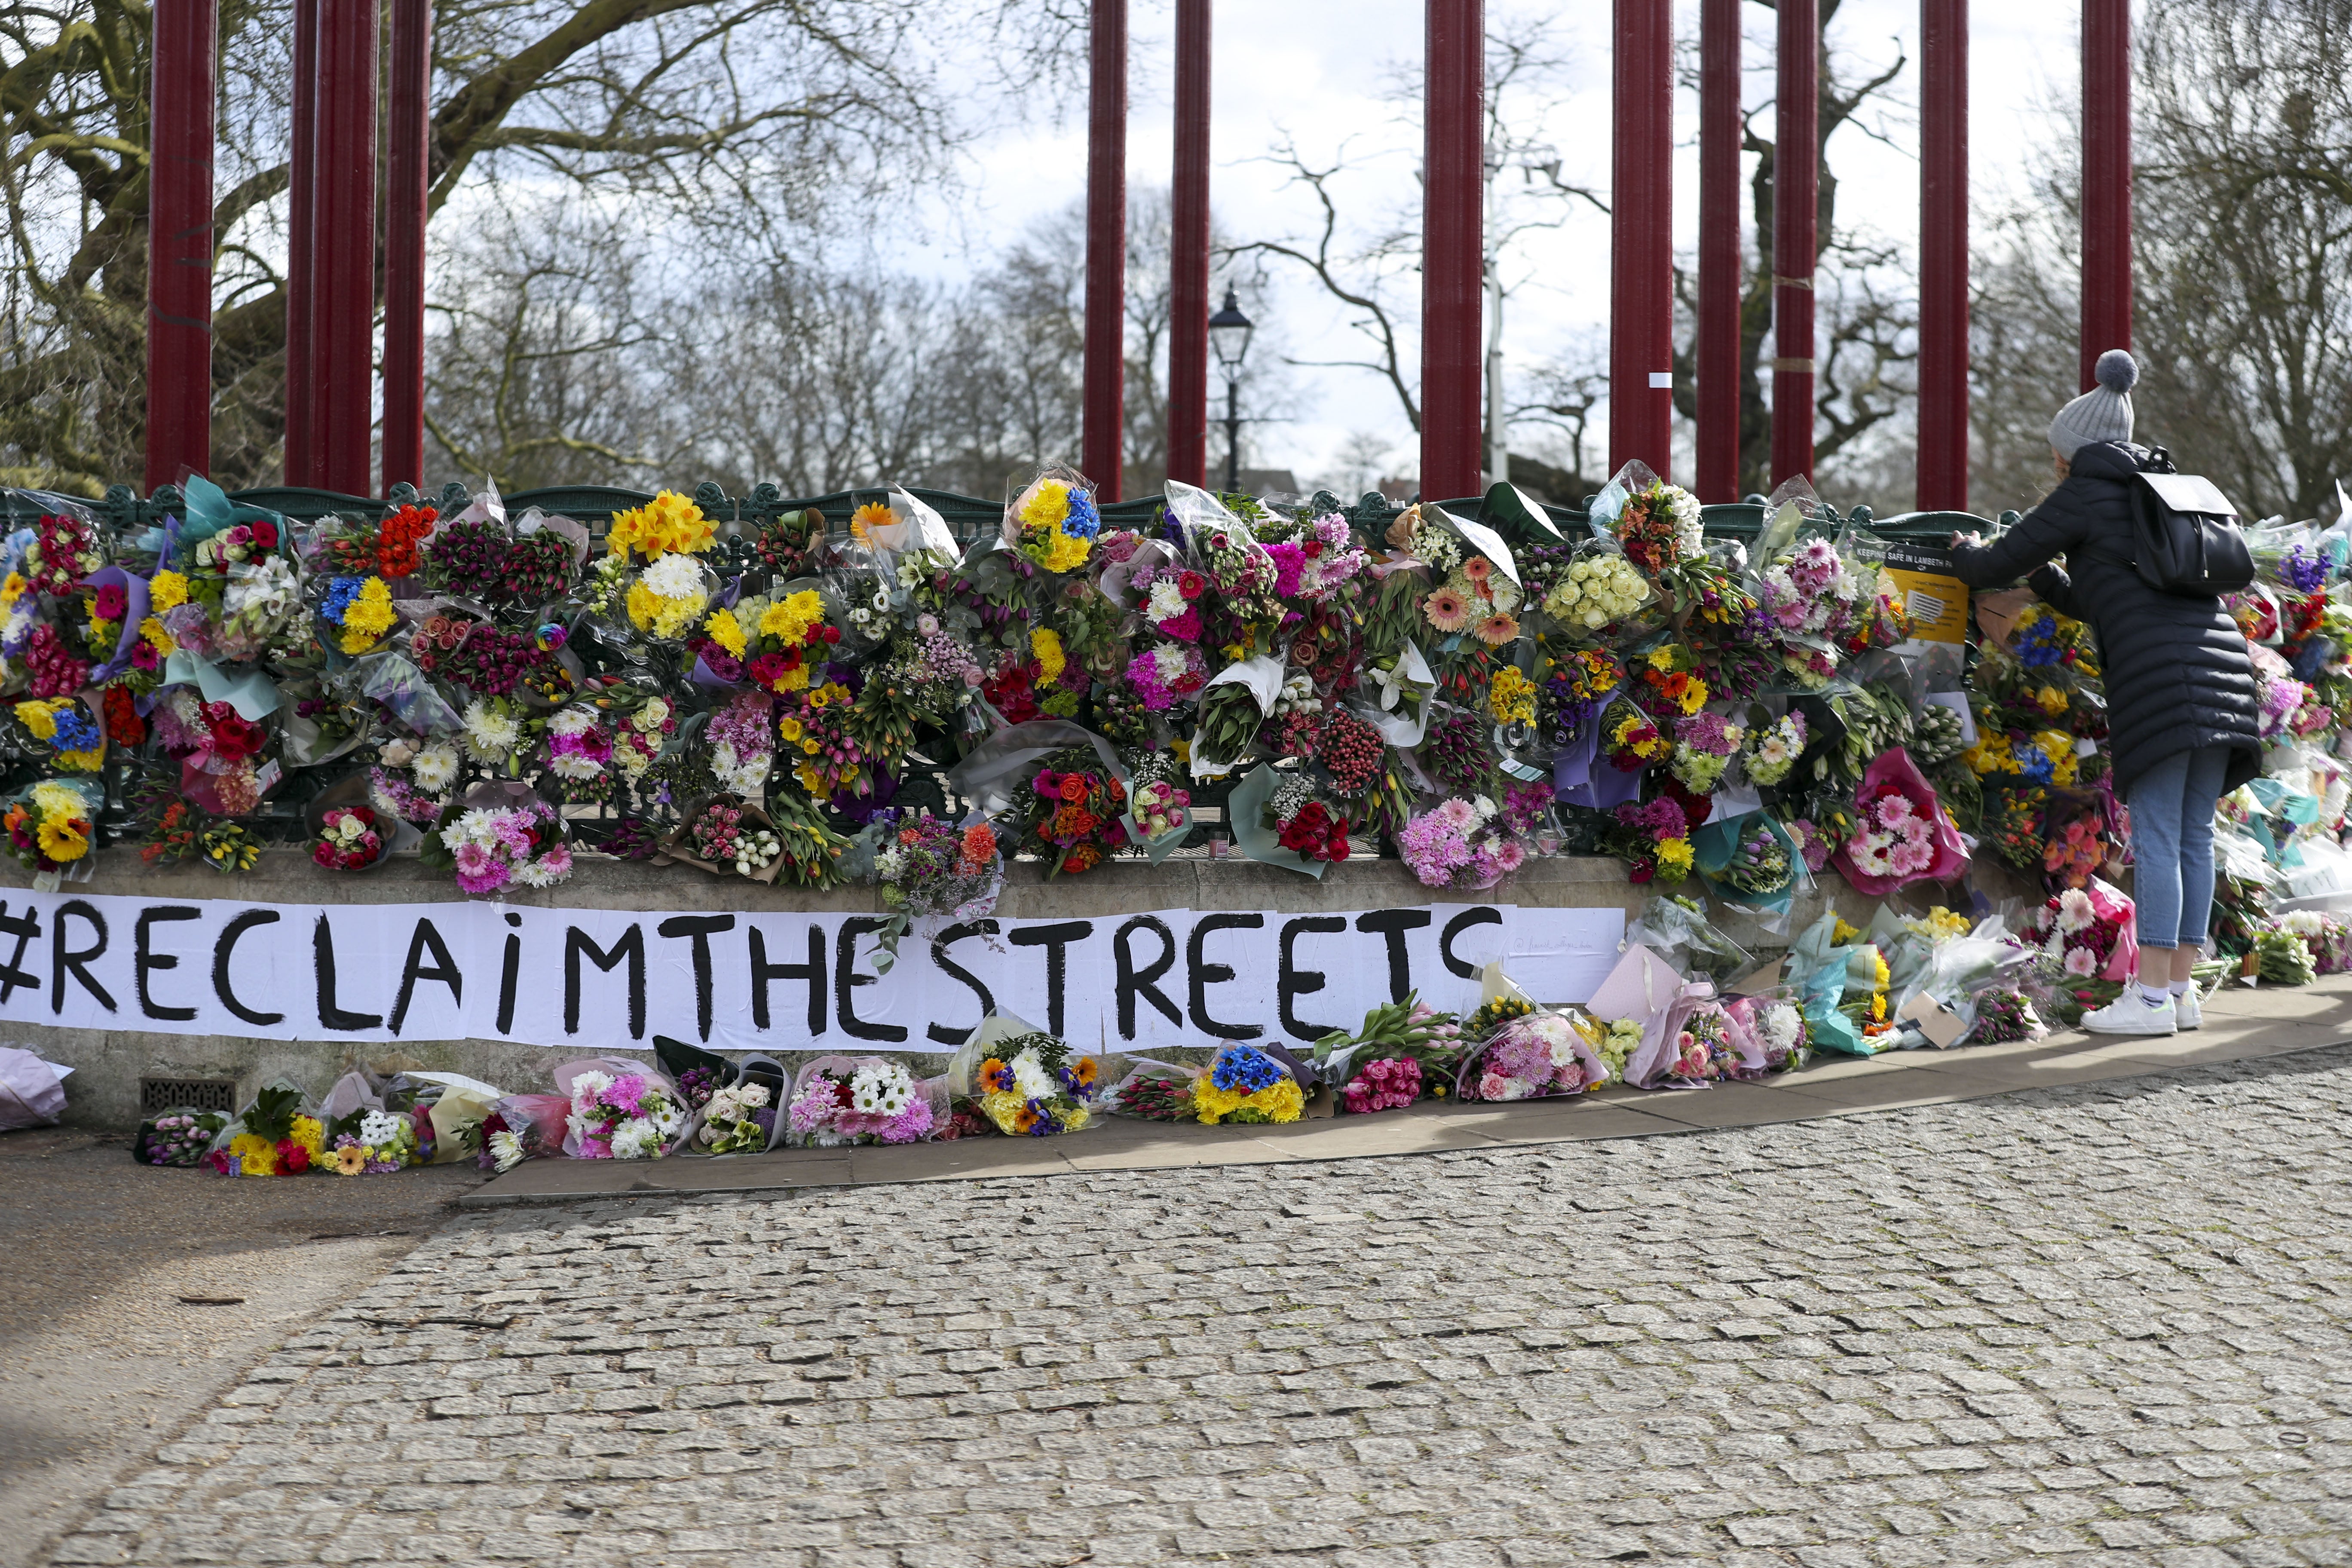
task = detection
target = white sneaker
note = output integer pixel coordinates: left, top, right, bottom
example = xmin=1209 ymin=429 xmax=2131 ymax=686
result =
xmin=2174 ymin=987 xmax=2202 ymax=1030
xmin=2082 ymin=987 xmax=2177 ymax=1037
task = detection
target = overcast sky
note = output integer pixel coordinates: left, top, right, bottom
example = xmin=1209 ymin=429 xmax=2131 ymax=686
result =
xmin=910 ymin=0 xmax=2084 ymax=491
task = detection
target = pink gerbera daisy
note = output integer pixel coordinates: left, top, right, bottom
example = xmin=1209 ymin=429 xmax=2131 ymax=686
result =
xmin=1473 ymin=612 xmax=1520 ymax=646
xmin=1425 ymin=587 xmax=1471 ymax=632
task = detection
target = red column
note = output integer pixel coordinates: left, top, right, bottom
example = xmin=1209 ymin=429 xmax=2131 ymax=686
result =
xmin=1770 ymin=0 xmax=1818 ymax=487
xmin=1421 ymin=0 xmax=1484 ymax=502
xmin=1696 ymin=0 xmax=1741 ymax=502
xmin=1609 ymin=0 xmax=1672 ymax=478
xmin=315 ymin=0 xmax=378 ymax=496
xmin=382 ymin=0 xmax=432 ymax=492
xmin=285 ymin=0 xmax=318 ymax=487
xmin=144 ymin=0 xmax=217 ymax=495
xmin=2080 ymin=0 xmax=2131 ymax=389
xmin=1082 ymin=0 xmax=1128 ymax=501
xmin=1166 ymin=0 xmax=1211 ymax=490
xmin=1917 ymin=0 xmax=1969 ymax=511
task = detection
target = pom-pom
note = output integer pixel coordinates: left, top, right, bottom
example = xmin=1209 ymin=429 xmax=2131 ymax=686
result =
xmin=2094 ymin=348 xmax=2138 ymax=394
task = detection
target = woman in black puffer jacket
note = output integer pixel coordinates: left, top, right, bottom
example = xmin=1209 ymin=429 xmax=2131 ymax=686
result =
xmin=1950 ymin=350 xmax=2261 ymax=1036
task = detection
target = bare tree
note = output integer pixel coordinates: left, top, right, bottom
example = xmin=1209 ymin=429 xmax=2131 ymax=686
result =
xmin=1972 ymin=0 xmax=2352 ymax=523
xmin=0 ymin=0 xmax=1086 ymax=493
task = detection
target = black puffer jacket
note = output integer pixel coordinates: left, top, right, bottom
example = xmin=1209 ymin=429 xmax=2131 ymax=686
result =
xmin=1949 ymin=440 xmax=2262 ymax=800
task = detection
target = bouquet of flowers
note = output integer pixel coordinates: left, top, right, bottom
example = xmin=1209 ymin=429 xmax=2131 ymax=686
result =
xmin=2021 ymin=880 xmax=2136 ymax=983
xmin=1710 ymin=818 xmax=1796 ymax=899
xmin=1966 ymin=988 xmax=2048 ymax=1044
xmin=3 ymin=778 xmax=98 ymax=878
xmin=1458 ymin=1010 xmax=1608 ymax=1102
xmin=1261 ymin=773 xmax=1352 ymax=864
xmin=1126 ymin=640 xmax=1210 ymax=711
xmin=1669 ymin=710 xmax=1743 ymax=795
xmin=2042 ymin=807 xmax=2108 ymax=891
xmin=608 ymin=490 xmax=716 ymax=561
xmin=1831 ymin=749 xmax=1967 ymax=897
xmin=312 ymin=805 xmax=385 ymax=870
xmin=206 ymin=1084 xmax=326 ymax=1177
xmin=687 ymin=1081 xmax=774 ymax=1155
xmin=1631 ymin=643 xmax=1709 ymax=724
xmin=1526 ymin=545 xmax=1654 ymax=641
xmin=2278 ymin=909 xmax=2352 ymax=975
xmin=1193 ymin=1044 xmax=1307 ymax=1125
xmin=786 ymin=1058 xmax=938 ymax=1145
xmin=24 ymin=508 xmax=103 ymax=595
xmin=1421 ymin=550 xmax=1523 ymax=650
xmin=2256 ymin=925 xmax=2317 ymax=985
xmin=1008 ymin=466 xmax=1101 ymax=575
xmin=625 ymin=552 xmax=713 ymax=641
xmin=682 ymin=797 xmax=782 ymax=878
xmin=848 ymin=809 xmax=1003 ymax=972
xmin=1107 ymin=1063 xmax=1199 ymax=1121
xmin=1740 ymin=711 xmax=1807 ymax=788
xmin=959 ymin=1021 xmax=1105 ymax=1136
xmin=1649 ymin=999 xmax=1743 ymax=1085
xmin=1313 ymin=994 xmax=1468 ymax=1113
xmin=1126 ymin=777 xmax=1191 ymax=845
xmin=324 ymin=1105 xmax=427 ymax=1175
xmin=1596 ymin=796 xmax=1695 ymax=884
xmin=478 ymin=1094 xmax=566 ymax=1173
xmin=136 ymin=1109 xmax=229 ymax=1167
xmin=1613 ymin=478 xmax=1705 ymax=580
xmin=1725 ymin=995 xmax=1810 ymax=1073
xmin=1599 ymin=698 xmax=1671 ymax=772
xmin=11 ymin=696 xmax=105 ymax=773
xmin=1014 ymin=751 xmax=1129 ymax=876
xmin=562 ymin=1065 xmax=689 ymax=1160
xmin=1397 ymin=793 xmax=1531 ymax=889
xmin=320 ymin=576 xmax=400 ymax=655
xmin=435 ymin=795 xmax=573 ymax=894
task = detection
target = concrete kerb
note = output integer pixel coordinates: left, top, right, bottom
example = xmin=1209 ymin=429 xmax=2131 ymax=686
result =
xmin=454 ymin=975 xmax=2352 ymax=1205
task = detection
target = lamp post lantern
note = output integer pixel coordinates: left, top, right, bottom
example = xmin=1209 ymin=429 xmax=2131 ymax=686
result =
xmin=1208 ymin=288 xmax=1254 ymax=493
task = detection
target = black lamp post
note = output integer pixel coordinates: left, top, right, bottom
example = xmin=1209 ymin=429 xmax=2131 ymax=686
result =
xmin=1207 ymin=287 xmax=1254 ymax=492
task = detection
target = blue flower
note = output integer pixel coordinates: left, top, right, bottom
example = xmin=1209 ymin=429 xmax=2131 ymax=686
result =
xmin=50 ymin=706 xmax=102 ymax=753
xmin=1063 ymin=490 xmax=1102 ymax=541
xmin=1212 ymin=1047 xmax=1286 ymax=1093
xmin=2017 ymin=745 xmax=2054 ymax=784
xmin=322 ymin=576 xmax=367 ymax=625
xmin=2015 ymin=618 xmax=2062 ymax=669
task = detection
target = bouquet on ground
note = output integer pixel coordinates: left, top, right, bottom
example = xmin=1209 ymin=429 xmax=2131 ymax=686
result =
xmin=2277 ymin=909 xmax=2352 ymax=975
xmin=952 ymin=1016 xmax=1107 ymax=1137
xmin=1966 ymin=988 xmax=2048 ymax=1044
xmin=205 ymin=1083 xmax=326 ymax=1176
xmin=845 ymin=809 xmax=1003 ymax=973
xmin=1457 ymin=1009 xmax=1610 ymax=1102
xmin=1107 ymin=1062 xmax=1200 ymax=1121
xmin=136 ymin=1109 xmax=228 ymax=1167
xmin=668 ymin=796 xmax=784 ymax=881
xmin=1313 ymin=995 xmax=1468 ymax=1114
xmin=1193 ymin=1043 xmax=1308 ymax=1125
xmin=1724 ymin=994 xmax=1811 ymax=1074
xmin=695 ymin=1081 xmax=776 ymax=1155
xmin=559 ymin=1062 xmax=689 ymax=1160
xmin=785 ymin=1057 xmax=939 ymax=1146
xmin=2021 ymin=879 xmax=2137 ymax=985
xmin=478 ymin=1093 xmax=567 ymax=1173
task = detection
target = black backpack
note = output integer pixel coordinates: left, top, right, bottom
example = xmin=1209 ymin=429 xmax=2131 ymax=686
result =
xmin=2126 ymin=449 xmax=2254 ymax=597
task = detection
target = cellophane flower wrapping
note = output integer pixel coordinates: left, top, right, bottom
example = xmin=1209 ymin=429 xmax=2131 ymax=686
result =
xmin=1193 ymin=1043 xmax=1308 ymax=1124
xmin=1831 ymin=746 xmax=1968 ymax=896
xmin=556 ymin=1059 xmax=691 ymax=1160
xmin=784 ymin=1056 xmax=940 ymax=1147
xmin=947 ymin=1015 xmax=1110 ymax=1136
xmin=1456 ymin=1009 xmax=1608 ymax=1102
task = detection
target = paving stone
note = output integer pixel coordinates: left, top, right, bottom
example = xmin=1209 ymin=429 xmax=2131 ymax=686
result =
xmin=37 ymin=1045 xmax=2352 ymax=1566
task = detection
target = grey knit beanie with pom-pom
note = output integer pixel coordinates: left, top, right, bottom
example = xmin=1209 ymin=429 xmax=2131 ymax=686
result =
xmin=2049 ymin=348 xmax=2139 ymax=458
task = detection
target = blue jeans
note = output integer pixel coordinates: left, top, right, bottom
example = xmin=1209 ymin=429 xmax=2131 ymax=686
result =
xmin=2128 ymin=746 xmax=2232 ymax=950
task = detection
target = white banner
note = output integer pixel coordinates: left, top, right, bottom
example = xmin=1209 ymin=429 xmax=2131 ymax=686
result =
xmin=0 ymin=887 xmax=1623 ymax=1054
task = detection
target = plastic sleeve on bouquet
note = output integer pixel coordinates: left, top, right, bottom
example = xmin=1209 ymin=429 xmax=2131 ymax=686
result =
xmin=945 ymin=720 xmax=1126 ymax=817
xmin=1225 ymin=764 xmax=1326 ymax=879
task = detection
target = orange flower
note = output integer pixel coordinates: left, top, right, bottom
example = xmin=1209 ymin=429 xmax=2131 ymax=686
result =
xmin=1461 ymin=555 xmax=1492 ymax=583
xmin=1051 ymin=804 xmax=1098 ymax=839
xmin=1070 ymin=1057 xmax=1099 ymax=1087
xmin=1063 ymin=845 xmax=1104 ymax=874
xmin=1013 ymin=1104 xmax=1041 ymax=1133
xmin=1473 ymin=612 xmax=1520 ymax=646
xmin=1424 ymin=587 xmax=1470 ymax=632
xmin=1059 ymin=775 xmax=1089 ymax=803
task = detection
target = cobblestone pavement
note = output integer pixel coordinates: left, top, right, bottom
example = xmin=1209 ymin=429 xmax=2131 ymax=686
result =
xmin=46 ymin=1046 xmax=2352 ymax=1568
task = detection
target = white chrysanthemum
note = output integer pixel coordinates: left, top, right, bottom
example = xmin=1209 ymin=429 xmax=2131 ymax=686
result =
xmin=1760 ymin=1004 xmax=1802 ymax=1052
xmin=609 ymin=1118 xmax=655 ymax=1160
xmin=463 ymin=699 xmax=522 ymax=761
xmin=1531 ymin=1015 xmax=1582 ymax=1069
xmin=1147 ymin=579 xmax=1187 ymax=621
xmin=512 ymin=858 xmax=562 ymax=888
xmin=411 ymin=742 xmax=461 ymax=792
xmin=548 ymin=706 xmax=597 ymax=737
xmin=640 ymin=552 xmax=704 ymax=598
xmin=1152 ymin=644 xmax=1188 ymax=683
xmin=489 ymin=1128 xmax=527 ymax=1172
xmin=358 ymin=1109 xmax=404 ymax=1147
xmin=549 ymin=750 xmax=602 ymax=782
xmin=569 ymin=1070 xmax=614 ymax=1110
xmin=1011 ymin=1049 xmax=1057 ymax=1103
xmin=850 ymin=1063 xmax=916 ymax=1116
xmin=1664 ymin=485 xmax=1705 ymax=553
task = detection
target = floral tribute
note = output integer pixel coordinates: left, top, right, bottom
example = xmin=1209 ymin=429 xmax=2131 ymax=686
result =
xmin=970 ymin=1031 xmax=1102 ymax=1136
xmin=1193 ymin=1045 xmax=1305 ymax=1124
xmin=787 ymin=1060 xmax=934 ymax=1146
xmin=564 ymin=1068 xmax=688 ymax=1160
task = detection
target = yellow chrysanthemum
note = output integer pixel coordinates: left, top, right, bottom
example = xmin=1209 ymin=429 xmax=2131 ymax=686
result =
xmin=758 ymin=590 xmax=826 ymax=648
xmin=851 ymin=502 xmax=894 ymax=542
xmin=626 ymin=580 xmax=705 ymax=640
xmin=608 ymin=490 xmax=715 ymax=560
xmin=291 ymin=1115 xmax=326 ymax=1160
xmin=1038 ymin=527 xmax=1090 ymax=574
xmin=230 ymin=1132 xmax=276 ymax=1177
xmin=1194 ymin=1078 xmax=1304 ymax=1125
xmin=0 ymin=573 xmax=25 ymax=607
xmin=1020 ymin=480 xmax=1072 ymax=530
xmin=140 ymin=616 xmax=176 ymax=655
xmin=703 ymin=607 xmax=747 ymax=659
xmin=777 ymin=662 xmax=811 ymax=692
xmin=1831 ymin=915 xmax=1864 ymax=946
xmin=147 ymin=570 xmax=190 ymax=612
xmin=14 ymin=699 xmax=59 ymax=741
xmin=1029 ymin=627 xmax=1066 ymax=686
xmin=1656 ymin=837 xmax=1694 ymax=876
xmin=337 ymin=577 xmax=398 ymax=654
